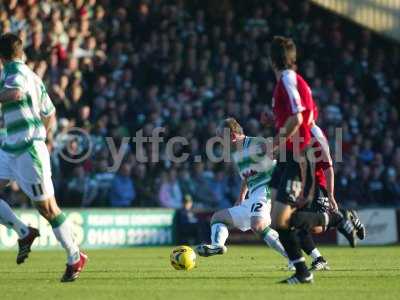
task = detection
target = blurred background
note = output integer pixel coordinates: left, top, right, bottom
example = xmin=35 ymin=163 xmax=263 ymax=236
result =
xmin=0 ymin=0 xmax=399 ymax=248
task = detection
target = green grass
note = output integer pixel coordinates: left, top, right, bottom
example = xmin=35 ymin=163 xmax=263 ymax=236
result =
xmin=0 ymin=246 xmax=399 ymax=300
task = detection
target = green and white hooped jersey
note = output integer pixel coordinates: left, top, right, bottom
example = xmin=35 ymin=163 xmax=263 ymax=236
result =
xmin=0 ymin=60 xmax=55 ymax=153
xmin=232 ymin=136 xmax=276 ymax=195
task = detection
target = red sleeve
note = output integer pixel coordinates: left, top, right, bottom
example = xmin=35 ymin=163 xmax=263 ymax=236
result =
xmin=281 ymin=71 xmax=305 ymax=114
xmin=311 ymin=125 xmax=333 ymax=170
xmin=313 ymin=102 xmax=319 ymax=122
xmin=317 ymin=160 xmax=332 ymax=170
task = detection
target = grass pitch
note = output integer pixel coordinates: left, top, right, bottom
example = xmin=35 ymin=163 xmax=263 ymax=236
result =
xmin=0 ymin=245 xmax=399 ymax=300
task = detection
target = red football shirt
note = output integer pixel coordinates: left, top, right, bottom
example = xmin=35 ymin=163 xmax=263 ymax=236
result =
xmin=272 ymin=70 xmax=314 ymax=152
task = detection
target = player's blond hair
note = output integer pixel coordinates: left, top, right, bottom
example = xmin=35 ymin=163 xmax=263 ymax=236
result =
xmin=218 ymin=118 xmax=244 ymax=135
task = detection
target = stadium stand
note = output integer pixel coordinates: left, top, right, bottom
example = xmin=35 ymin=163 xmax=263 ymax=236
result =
xmin=0 ymin=0 xmax=399 ymax=209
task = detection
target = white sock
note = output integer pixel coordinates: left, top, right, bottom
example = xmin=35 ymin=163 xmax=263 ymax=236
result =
xmin=0 ymin=216 xmax=10 ymax=229
xmin=263 ymin=227 xmax=288 ymax=258
xmin=0 ymin=199 xmax=29 ymax=238
xmin=51 ymin=213 xmax=80 ymax=265
xmin=211 ymin=223 xmax=229 ymax=246
xmin=291 ymin=257 xmax=305 ymax=264
xmin=310 ymin=248 xmax=322 ymax=260
xmin=323 ymin=212 xmax=329 ymax=226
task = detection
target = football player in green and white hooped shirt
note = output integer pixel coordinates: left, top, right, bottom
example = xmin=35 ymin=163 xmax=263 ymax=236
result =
xmin=0 ymin=33 xmax=87 ymax=282
xmin=196 ymin=118 xmax=289 ymax=264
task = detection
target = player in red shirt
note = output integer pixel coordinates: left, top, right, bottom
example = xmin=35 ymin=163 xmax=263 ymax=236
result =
xmin=265 ymin=83 xmax=365 ymax=273
xmin=267 ymin=36 xmax=317 ymax=284
xmin=304 ymin=123 xmax=366 ymax=236
xmin=267 ymin=36 xmax=359 ymax=284
xmin=307 ymin=106 xmax=365 ymax=239
xmin=271 ymin=70 xmax=314 ymax=154
xmin=307 ymin=104 xmax=338 ymax=217
xmin=294 ymin=104 xmax=366 ymax=271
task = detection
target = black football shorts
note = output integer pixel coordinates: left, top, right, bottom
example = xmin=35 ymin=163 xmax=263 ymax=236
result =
xmin=273 ymin=151 xmax=313 ymax=206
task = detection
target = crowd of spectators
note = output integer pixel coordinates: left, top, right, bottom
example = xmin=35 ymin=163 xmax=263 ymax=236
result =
xmin=1 ymin=0 xmax=399 ymax=209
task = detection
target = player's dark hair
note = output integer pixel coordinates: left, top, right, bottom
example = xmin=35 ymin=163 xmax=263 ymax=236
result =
xmin=0 ymin=33 xmax=23 ymax=60
xmin=270 ymin=36 xmax=296 ymax=70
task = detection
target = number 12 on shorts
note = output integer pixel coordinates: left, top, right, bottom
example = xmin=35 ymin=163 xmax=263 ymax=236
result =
xmin=251 ymin=202 xmax=263 ymax=212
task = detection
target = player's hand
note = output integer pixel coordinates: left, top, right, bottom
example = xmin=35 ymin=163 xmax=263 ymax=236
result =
xmin=260 ymin=112 xmax=268 ymax=125
xmin=328 ymin=195 xmax=338 ymax=212
xmin=260 ymin=111 xmax=273 ymax=127
xmin=259 ymin=139 xmax=275 ymax=160
xmin=234 ymin=198 xmax=244 ymax=206
xmin=46 ymin=134 xmax=54 ymax=153
xmin=296 ymin=198 xmax=307 ymax=209
xmin=46 ymin=140 xmax=54 ymax=153
xmin=295 ymin=195 xmax=308 ymax=209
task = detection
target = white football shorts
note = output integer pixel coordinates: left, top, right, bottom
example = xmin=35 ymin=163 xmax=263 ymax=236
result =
xmin=228 ymin=186 xmax=271 ymax=232
xmin=0 ymin=140 xmax=54 ymax=201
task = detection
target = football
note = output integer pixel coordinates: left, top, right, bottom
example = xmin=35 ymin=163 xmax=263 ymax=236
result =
xmin=170 ymin=246 xmax=197 ymax=271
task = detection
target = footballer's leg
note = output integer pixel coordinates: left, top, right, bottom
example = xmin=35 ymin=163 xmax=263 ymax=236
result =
xmin=335 ymin=209 xmax=357 ymax=247
xmin=33 ymin=197 xmax=87 ymax=282
xmin=272 ymin=158 xmax=313 ymax=284
xmin=289 ymin=183 xmax=358 ymax=248
xmin=251 ymin=217 xmax=287 ymax=259
xmin=0 ymin=181 xmax=29 ymax=237
xmin=349 ymin=209 xmax=366 ymax=240
xmin=248 ymin=191 xmax=287 ymax=259
xmin=296 ymin=186 xmax=329 ymax=271
xmin=196 ymin=209 xmax=231 ymax=257
xmin=0 ymin=151 xmax=40 ymax=265
xmin=270 ymin=181 xmax=294 ymax=270
xmin=0 ymin=185 xmax=40 ymax=265
xmin=0 ymin=180 xmax=30 ymax=239
xmin=272 ymin=201 xmax=313 ymax=283
xmin=290 ymin=185 xmax=357 ymax=248
xmin=16 ymin=141 xmax=87 ymax=282
xmin=290 ymin=208 xmax=356 ymax=247
xmin=298 ymin=229 xmax=329 ymax=271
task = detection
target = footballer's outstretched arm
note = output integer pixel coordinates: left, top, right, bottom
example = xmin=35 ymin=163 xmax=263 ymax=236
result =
xmin=324 ymin=166 xmax=337 ymax=211
xmin=320 ymin=146 xmax=338 ymax=211
xmin=315 ymin=126 xmax=338 ymax=211
xmin=0 ymin=88 xmax=24 ymax=103
xmin=41 ymin=112 xmax=57 ymax=142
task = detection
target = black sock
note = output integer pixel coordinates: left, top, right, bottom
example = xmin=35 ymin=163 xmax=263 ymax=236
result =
xmin=277 ymin=228 xmax=309 ymax=276
xmin=328 ymin=210 xmax=344 ymax=228
xmin=293 ymin=260 xmax=309 ymax=276
xmin=298 ymin=229 xmax=316 ymax=256
xmin=290 ymin=211 xmax=326 ymax=231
